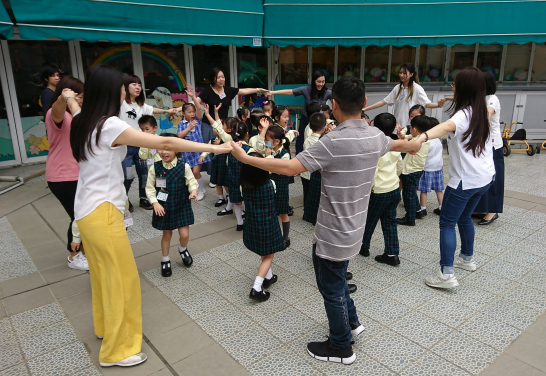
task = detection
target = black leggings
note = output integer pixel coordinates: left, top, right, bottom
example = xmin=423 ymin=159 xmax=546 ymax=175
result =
xmin=48 ymin=180 xmax=78 ymax=253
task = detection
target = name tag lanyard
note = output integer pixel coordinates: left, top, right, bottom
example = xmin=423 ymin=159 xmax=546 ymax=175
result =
xmin=156 ymin=171 xmax=168 ymax=202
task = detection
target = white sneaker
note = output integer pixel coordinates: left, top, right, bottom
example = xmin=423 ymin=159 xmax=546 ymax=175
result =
xmin=454 ymin=256 xmax=477 ymax=271
xmin=77 ymin=253 xmax=89 ymax=267
xmin=68 ymin=254 xmax=89 ymax=271
xmin=100 ymin=352 xmax=147 ymax=367
xmin=425 ymin=269 xmax=459 ymax=289
xmin=209 ymin=182 xmax=216 ymax=188
xmin=197 ymin=190 xmax=205 ymax=201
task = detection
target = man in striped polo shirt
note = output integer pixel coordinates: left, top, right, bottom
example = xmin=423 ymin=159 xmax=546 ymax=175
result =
xmin=230 ymin=77 xmax=422 ymax=365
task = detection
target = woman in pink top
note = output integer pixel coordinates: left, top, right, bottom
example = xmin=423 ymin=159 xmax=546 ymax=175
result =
xmin=45 ymin=76 xmax=88 ymax=271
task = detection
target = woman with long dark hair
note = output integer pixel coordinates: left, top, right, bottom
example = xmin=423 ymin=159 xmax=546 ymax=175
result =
xmin=70 ymin=65 xmax=231 ymax=368
xmin=364 ymin=63 xmax=442 ymax=129
xmin=45 ymin=76 xmax=87 ymax=271
xmin=267 ymin=70 xmax=332 ymax=153
xmin=413 ymin=67 xmax=495 ymax=289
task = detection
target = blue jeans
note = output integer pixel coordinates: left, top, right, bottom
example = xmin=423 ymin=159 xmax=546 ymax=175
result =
xmin=312 ymin=245 xmax=359 ymax=349
xmin=122 ymin=146 xmax=148 ymax=199
xmin=439 ymin=181 xmax=491 ymax=274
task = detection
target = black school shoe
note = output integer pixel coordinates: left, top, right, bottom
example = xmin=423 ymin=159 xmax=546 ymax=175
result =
xmin=346 ymin=272 xmax=353 ymax=281
xmin=214 ymin=198 xmax=227 ymax=207
xmin=433 ymin=208 xmax=441 ymax=216
xmin=128 ymin=200 xmax=134 ymax=213
xmin=397 ymin=215 xmax=415 ymax=226
xmin=307 ymin=339 xmax=356 ymax=365
xmin=282 ymin=238 xmax=291 ymax=250
xmin=359 ymin=246 xmax=370 ymax=257
xmin=236 ymin=223 xmax=244 ymax=231
xmin=416 ymin=209 xmax=427 ymax=219
xmin=348 ymin=284 xmax=357 ymax=294
xmin=217 ymin=209 xmax=233 ymax=216
xmin=249 ymin=288 xmax=270 ymax=302
xmin=288 ymin=206 xmax=294 ymax=216
xmin=179 ymin=249 xmax=193 ymax=267
xmin=139 ymin=198 xmax=153 ymax=210
xmin=375 ymin=253 xmax=400 ymax=266
xmin=161 ymin=261 xmax=172 ymax=277
xmin=262 ymin=275 xmax=278 ymax=289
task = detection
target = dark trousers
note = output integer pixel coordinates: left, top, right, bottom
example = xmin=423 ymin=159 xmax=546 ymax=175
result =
xmin=400 ymin=171 xmax=423 ymax=221
xmin=312 ymin=245 xmax=359 ymax=349
xmin=301 ymin=176 xmax=310 ymax=208
xmin=48 ymin=180 xmax=78 ymax=252
xmin=295 ymin=114 xmax=309 ymax=154
xmin=122 ymin=146 xmax=148 ymax=199
xmin=362 ymin=189 xmax=401 ymax=255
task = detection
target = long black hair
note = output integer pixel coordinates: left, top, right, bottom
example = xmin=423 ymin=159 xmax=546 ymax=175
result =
xmin=70 ymin=65 xmax=123 ymax=162
xmin=240 ymin=152 xmax=270 ymax=189
xmin=310 ymin=70 xmax=327 ymax=100
xmin=395 ymin=63 xmax=419 ymax=102
xmin=448 ymin=67 xmax=489 ymax=157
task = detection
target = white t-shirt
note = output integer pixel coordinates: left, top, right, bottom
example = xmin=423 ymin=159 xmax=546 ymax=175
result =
xmin=75 ymin=116 xmax=132 ymax=220
xmin=486 ymin=95 xmax=502 ymax=149
xmin=383 ymin=82 xmax=431 ymax=128
xmin=447 ymin=109 xmax=495 ymax=190
xmin=424 ymin=138 xmax=444 ymax=172
xmin=119 ymin=101 xmax=154 ymax=130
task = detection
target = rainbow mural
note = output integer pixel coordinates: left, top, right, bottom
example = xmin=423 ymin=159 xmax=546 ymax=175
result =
xmin=89 ymin=46 xmax=187 ymax=90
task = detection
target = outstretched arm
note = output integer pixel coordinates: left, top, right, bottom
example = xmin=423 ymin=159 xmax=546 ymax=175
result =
xmin=363 ymin=100 xmax=386 ymax=113
xmin=230 ymin=141 xmax=306 ymax=176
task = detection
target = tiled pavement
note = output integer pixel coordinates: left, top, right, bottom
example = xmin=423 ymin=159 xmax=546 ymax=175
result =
xmin=1 ymin=151 xmax=546 ymax=375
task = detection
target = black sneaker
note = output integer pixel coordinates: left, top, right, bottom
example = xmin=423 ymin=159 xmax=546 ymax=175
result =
xmin=433 ymin=208 xmax=441 ymax=216
xmin=288 ymin=206 xmax=294 ymax=216
xmin=128 ymin=200 xmax=134 ymax=213
xmin=236 ymin=223 xmax=244 ymax=231
xmin=179 ymin=248 xmax=193 ymax=267
xmin=375 ymin=253 xmax=400 ymax=266
xmin=139 ymin=198 xmax=153 ymax=210
xmin=416 ymin=209 xmax=427 ymax=219
xmin=350 ymin=322 xmax=365 ymax=337
xmin=249 ymin=288 xmax=270 ymax=302
xmin=346 ymin=272 xmax=353 ymax=281
xmin=282 ymin=238 xmax=291 ymax=250
xmin=262 ymin=275 xmax=278 ymax=289
xmin=161 ymin=261 xmax=172 ymax=277
xmin=214 ymin=199 xmax=226 ymax=207
xmin=359 ymin=246 xmax=370 ymax=257
xmin=217 ymin=209 xmax=233 ymax=216
xmin=307 ymin=339 xmax=356 ymax=365
xmin=397 ymin=215 xmax=415 ymax=226
xmin=348 ymin=284 xmax=357 ymax=294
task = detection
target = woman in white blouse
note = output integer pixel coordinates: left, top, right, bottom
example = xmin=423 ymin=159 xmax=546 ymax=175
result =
xmin=70 ymin=65 xmax=231 ymax=368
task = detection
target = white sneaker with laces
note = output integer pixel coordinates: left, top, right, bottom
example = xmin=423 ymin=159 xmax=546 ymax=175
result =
xmin=68 ymin=253 xmax=89 ymax=271
xmin=77 ymin=253 xmax=89 ymax=267
xmin=454 ymin=256 xmax=477 ymax=271
xmin=425 ymin=269 xmax=459 ymax=289
xmin=100 ymin=352 xmax=147 ymax=367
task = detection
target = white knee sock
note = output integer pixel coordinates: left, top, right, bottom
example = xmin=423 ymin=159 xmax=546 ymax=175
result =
xmin=241 ymin=201 xmax=246 ymax=211
xmin=197 ymin=178 xmax=204 ymax=193
xmin=226 ymin=196 xmax=233 ymax=211
xmin=253 ymin=276 xmax=264 ymax=292
xmin=234 ymin=205 xmax=244 ymax=225
xmin=265 ymin=268 xmax=273 ymax=279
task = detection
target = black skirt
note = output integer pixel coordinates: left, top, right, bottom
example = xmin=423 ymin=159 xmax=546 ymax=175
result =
xmin=474 ymin=147 xmax=504 ymax=213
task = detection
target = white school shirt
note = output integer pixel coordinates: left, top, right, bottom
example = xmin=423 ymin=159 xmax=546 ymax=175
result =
xmin=486 ymin=95 xmax=502 ymax=149
xmin=119 ymin=101 xmax=154 ymax=130
xmin=383 ymin=82 xmax=431 ymax=128
xmin=74 ymin=116 xmax=131 ymax=220
xmin=446 ymin=109 xmax=495 ymax=190
xmin=424 ymin=138 xmax=444 ymax=172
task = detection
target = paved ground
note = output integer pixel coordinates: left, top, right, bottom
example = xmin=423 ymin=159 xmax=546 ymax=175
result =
xmin=1 ymin=150 xmax=546 ymax=376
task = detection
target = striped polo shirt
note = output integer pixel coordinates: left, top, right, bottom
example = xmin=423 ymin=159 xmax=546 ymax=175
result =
xmin=296 ymin=119 xmax=393 ymax=261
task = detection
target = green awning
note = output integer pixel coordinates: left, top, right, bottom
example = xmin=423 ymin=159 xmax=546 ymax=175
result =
xmin=0 ymin=3 xmax=14 ymax=39
xmin=11 ymin=0 xmax=264 ymax=47
xmin=263 ymin=0 xmax=546 ymax=47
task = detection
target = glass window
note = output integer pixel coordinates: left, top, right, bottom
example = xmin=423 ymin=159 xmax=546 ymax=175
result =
xmin=311 ymin=47 xmax=335 ymax=84
xmin=504 ymin=43 xmax=531 ymax=82
xmin=8 ymin=40 xmax=71 ymax=159
xmin=531 ymin=44 xmax=546 ymax=82
xmin=448 ymin=44 xmax=475 ymax=81
xmin=418 ymin=45 xmax=446 ymax=82
xmin=236 ymin=46 xmax=268 ymax=108
xmin=477 ymin=44 xmax=502 ymax=80
xmin=337 ymin=47 xmax=361 ymax=81
xmin=390 ymin=46 xmax=416 ymax=81
xmin=280 ymin=46 xmax=308 ymax=85
xmin=364 ymin=46 xmax=389 ymax=83
xmin=192 ymin=45 xmax=230 ymax=94
xmin=80 ymin=42 xmax=133 ymax=76
xmin=0 ymin=75 xmax=16 ymax=163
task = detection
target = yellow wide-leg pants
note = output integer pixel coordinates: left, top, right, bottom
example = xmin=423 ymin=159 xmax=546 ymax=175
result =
xmin=77 ymin=202 xmax=142 ymax=363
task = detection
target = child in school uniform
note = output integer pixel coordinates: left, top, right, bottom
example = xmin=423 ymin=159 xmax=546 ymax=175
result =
xmin=301 ymin=112 xmax=327 ymax=211
xmin=240 ymin=152 xmax=284 ymax=302
xmin=200 ymin=104 xmax=237 ymax=210
xmin=417 ymin=117 xmax=444 ymax=217
xmin=272 ymin=105 xmax=299 ymax=143
xmin=225 ymin=122 xmax=254 ymax=230
xmin=360 ymin=113 xmax=404 ymax=266
xmin=262 ymin=100 xmax=275 ymax=118
xmin=146 ymin=133 xmax=198 ymax=277
xmin=176 ymin=86 xmax=210 ymax=200
xmin=247 ymin=113 xmax=271 ymax=151
xmin=138 ymin=115 xmax=162 ymax=170
xmin=397 ymin=115 xmax=431 ymax=226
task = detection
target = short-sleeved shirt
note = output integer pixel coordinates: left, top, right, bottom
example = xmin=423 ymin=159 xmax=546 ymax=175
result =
xmin=447 ymin=109 xmax=495 ymax=190
xmin=119 ymin=101 xmax=154 ymax=130
xmin=292 ymin=86 xmax=332 ymax=118
xmin=424 ymin=138 xmax=444 ymax=172
xmin=486 ymin=95 xmax=502 ymax=149
xmin=296 ymin=119 xmax=393 ymax=261
xmin=45 ymin=109 xmax=80 ymax=182
xmin=75 ymin=116 xmax=131 ymax=220
xmin=198 ymin=86 xmax=239 ymax=125
xmin=41 ymin=88 xmax=54 ymax=114
xmin=383 ymin=82 xmax=431 ymax=128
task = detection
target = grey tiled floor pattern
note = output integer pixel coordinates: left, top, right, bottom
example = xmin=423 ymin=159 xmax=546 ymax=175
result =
xmin=0 ymin=302 xmax=100 ymax=375
xmin=0 ymin=216 xmax=37 ymax=282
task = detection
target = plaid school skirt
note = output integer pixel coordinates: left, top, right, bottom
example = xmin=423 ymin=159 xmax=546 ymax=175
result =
xmin=418 ymin=170 xmax=444 ymax=193
xmin=210 ymin=154 xmax=229 ymax=187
